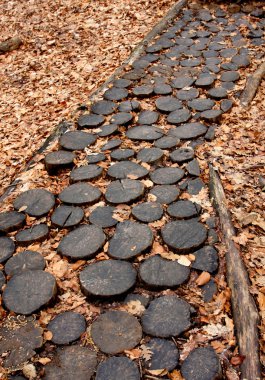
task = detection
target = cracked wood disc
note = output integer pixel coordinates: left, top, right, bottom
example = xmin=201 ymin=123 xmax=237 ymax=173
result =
xmin=162 ymin=220 xmax=207 ymax=253
xmin=107 ymin=161 xmax=148 ymax=179
xmin=91 ymin=310 xmax=142 ymax=354
xmin=59 ymin=131 xmax=96 ymax=151
xmin=167 ymin=200 xmax=201 ymax=219
xmin=0 ymin=211 xmax=25 ymax=233
xmin=47 ymin=311 xmax=86 ymax=345
xmin=59 ymin=183 xmax=101 ymax=205
xmin=79 ymin=260 xmax=137 ymax=297
xmin=141 ymin=295 xmax=191 ymax=337
xmin=108 ymin=221 xmax=153 ymax=259
xmin=0 ymin=237 xmax=15 ymax=263
xmin=14 ymin=189 xmax=55 ymax=217
xmin=89 ymin=206 xmax=117 ymax=228
xmin=51 ymin=205 xmax=84 ymax=228
xmin=105 ymin=179 xmax=144 ymax=204
xmin=3 ymin=270 xmax=56 ymax=315
xmin=96 ymin=357 xmax=140 ymax=380
xmin=58 ymin=224 xmax=106 ymax=260
xmin=45 ymin=151 xmax=76 ymax=172
xmin=91 ymin=100 xmax=117 ymax=115
xmin=44 ymin=346 xmax=97 ymax=380
xmin=170 ymin=147 xmax=194 ymax=163
xmin=15 ymin=224 xmax=49 ymax=245
xmin=5 ymin=250 xmax=45 ymax=276
xmin=139 ymin=255 xmax=190 ymax=288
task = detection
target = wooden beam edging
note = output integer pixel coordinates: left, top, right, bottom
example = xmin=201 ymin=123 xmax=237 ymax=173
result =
xmin=209 ymin=164 xmax=262 ymax=380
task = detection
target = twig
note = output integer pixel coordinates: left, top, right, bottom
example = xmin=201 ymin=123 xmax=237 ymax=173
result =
xmin=240 ymin=61 xmax=265 ymax=107
xmin=209 ymin=164 xmax=262 ymax=380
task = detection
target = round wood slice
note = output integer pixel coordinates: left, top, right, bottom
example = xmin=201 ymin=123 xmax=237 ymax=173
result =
xmin=70 ymin=165 xmax=103 ymax=182
xmin=191 ymin=246 xmax=219 ymax=273
xmin=126 ymin=125 xmax=164 ymax=141
xmin=168 ymin=122 xmax=207 ymax=140
xmin=137 ymin=111 xmax=159 ymax=125
xmin=3 ymin=270 xmax=56 ymax=315
xmin=87 ymin=153 xmax=106 ymax=164
xmin=200 ymin=109 xmax=222 ymax=122
xmin=167 ymin=200 xmax=201 ymax=219
xmin=139 ymin=255 xmax=190 ymax=287
xmin=132 ymin=85 xmax=153 ymax=97
xmin=141 ymin=295 xmax=191 ymax=337
xmin=89 ymin=206 xmax=117 ymax=228
xmin=170 ymin=147 xmax=194 ymax=163
xmin=113 ymin=78 xmax=132 ymax=88
xmin=101 ymin=139 xmax=122 ymax=151
xmin=14 ymin=189 xmax=55 ymax=217
xmin=44 ymin=346 xmax=97 ymax=380
xmin=59 ymin=131 xmax=96 ymax=151
xmin=177 ymin=88 xmax=199 ymax=101
xmin=167 ymin=108 xmax=191 ymax=124
xmin=0 ymin=211 xmax=25 ymax=233
xmin=180 ymin=58 xmax=202 ymax=67
xmin=91 ymin=100 xmax=117 ymax=115
xmin=79 ymin=260 xmax=137 ymax=297
xmin=58 ymin=224 xmax=105 ymax=260
xmin=123 ymin=69 xmax=145 ymax=80
xmin=59 ymin=183 xmax=101 ymax=205
xmin=132 ymin=202 xmax=163 ymax=223
xmin=186 ymin=158 xmax=201 ymax=176
xmin=107 ymin=161 xmax=148 ymax=179
xmin=51 ymin=205 xmax=84 ymax=228
xmin=77 ymin=114 xmax=105 ymax=128
xmin=195 ymin=74 xmax=216 ymax=87
xmin=45 ymin=151 xmax=75 ymax=173
xmin=150 ymin=167 xmax=184 ymax=185
xmin=91 ymin=310 xmax=142 ymax=354
xmin=187 ymin=178 xmax=205 ymax=195
xmin=96 ymin=356 xmax=140 ymax=380
xmin=103 ymin=87 xmax=128 ymax=101
xmin=110 ymin=112 xmax=133 ymax=126
xmin=118 ymin=100 xmax=141 ymax=112
xmin=108 ymin=221 xmax=153 ymax=259
xmin=110 ymin=149 xmax=135 ymax=161
xmin=149 ymin=185 xmax=180 ymax=204
xmin=220 ymin=99 xmax=233 ymax=112
xmin=162 ymin=220 xmax=207 ymax=253
xmin=207 ymin=87 xmax=228 ymax=99
xmin=143 ymin=338 xmax=179 ymax=371
xmin=220 ymin=70 xmax=240 ymax=82
xmin=154 ymin=83 xmax=172 ymax=95
xmin=0 ymin=237 xmax=15 ymax=263
xmin=5 ymin=250 xmax=45 ymax=276
xmin=137 ymin=148 xmax=163 ymax=163
xmin=47 ymin=311 xmax=86 ymax=345
xmin=0 ymin=318 xmax=43 ymax=369
xmin=171 ymin=76 xmax=195 ymax=89
xmin=15 ymin=224 xmax=49 ymax=245
xmin=155 ymin=96 xmax=182 ymax=113
xmin=188 ymin=99 xmax=215 ymax=112
xmin=105 ymin=179 xmax=144 ymax=204
xmin=154 ymin=136 xmax=180 ymax=149
xmin=181 ymin=346 xmax=220 ymax=380
xmin=98 ymin=124 xmax=118 ymax=137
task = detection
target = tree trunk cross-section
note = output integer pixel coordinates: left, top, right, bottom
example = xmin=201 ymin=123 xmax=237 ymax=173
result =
xmin=209 ymin=165 xmax=262 ymax=380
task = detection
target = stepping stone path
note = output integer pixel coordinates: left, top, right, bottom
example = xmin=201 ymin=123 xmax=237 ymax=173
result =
xmin=3 ymin=2 xmax=261 ymax=376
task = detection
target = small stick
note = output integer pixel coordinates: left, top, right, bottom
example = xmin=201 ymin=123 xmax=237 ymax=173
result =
xmin=209 ymin=165 xmax=262 ymax=380
xmin=240 ymin=61 xmax=265 ymax=107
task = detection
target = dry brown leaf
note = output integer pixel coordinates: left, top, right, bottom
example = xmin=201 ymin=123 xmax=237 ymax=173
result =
xmin=160 ymin=251 xmax=180 ymax=261
xmin=177 ymin=255 xmax=191 ymax=267
xmin=152 ymin=241 xmax=165 ymax=254
xmin=148 ymin=368 xmax=168 ymax=376
xmin=51 ymin=260 xmax=68 ymax=278
xmin=196 ymin=271 xmax=211 ymax=286
xmin=125 ymin=300 xmax=145 ymax=316
xmin=124 ymin=348 xmax=142 ymax=360
xmin=38 ymin=357 xmax=51 ymax=365
xmin=44 ymin=330 xmax=53 ymax=341
xmin=140 ymin=344 xmax=153 ymax=361
xmin=168 ymin=370 xmax=184 ymax=380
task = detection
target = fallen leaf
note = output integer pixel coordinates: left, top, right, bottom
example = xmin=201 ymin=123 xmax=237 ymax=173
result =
xmin=124 ymin=348 xmax=142 ymax=360
xmin=125 ymin=300 xmax=145 ymax=316
xmin=148 ymin=368 xmax=168 ymax=376
xmin=44 ymin=330 xmax=53 ymax=341
xmin=160 ymin=251 xmax=179 ymax=261
xmin=177 ymin=255 xmax=191 ymax=267
xmin=168 ymin=369 xmax=184 ymax=380
xmin=196 ymin=271 xmax=211 ymax=286
xmin=140 ymin=344 xmax=153 ymax=361
xmin=231 ymin=355 xmax=245 ymax=366
xmin=52 ymin=260 xmax=68 ymax=278
xmin=38 ymin=357 xmax=51 ymax=365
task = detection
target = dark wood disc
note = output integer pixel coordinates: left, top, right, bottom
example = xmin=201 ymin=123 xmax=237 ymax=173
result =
xmin=105 ymin=179 xmax=144 ymax=204
xmin=108 ymin=221 xmax=153 ymax=259
xmin=91 ymin=310 xmax=142 ymax=354
xmin=143 ymin=338 xmax=179 ymax=371
xmin=107 ymin=161 xmax=148 ymax=179
xmin=96 ymin=357 xmax=140 ymax=380
xmin=59 ymin=183 xmax=101 ymax=205
xmin=59 ymin=131 xmax=96 ymax=151
xmin=0 ymin=237 xmax=15 ymax=263
xmin=150 ymin=167 xmax=184 ymax=185
xmin=51 ymin=205 xmax=84 ymax=228
xmin=57 ymin=224 xmax=106 ymax=260
xmin=14 ymin=189 xmax=55 ymax=217
xmin=5 ymin=250 xmax=45 ymax=276
xmin=0 ymin=211 xmax=25 ymax=233
xmin=181 ymin=347 xmax=220 ymax=380
xmin=15 ymin=224 xmax=49 ymax=245
xmin=3 ymin=270 xmax=56 ymax=315
xmin=47 ymin=311 xmax=86 ymax=345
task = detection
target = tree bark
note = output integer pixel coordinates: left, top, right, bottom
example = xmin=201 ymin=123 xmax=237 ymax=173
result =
xmin=209 ymin=165 xmax=261 ymax=380
xmin=240 ymin=61 xmax=265 ymax=108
